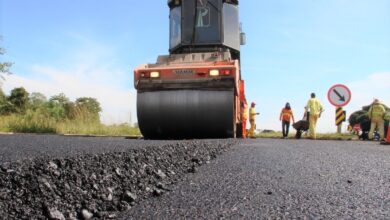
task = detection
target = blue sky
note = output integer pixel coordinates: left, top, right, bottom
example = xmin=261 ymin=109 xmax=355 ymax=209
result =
xmin=1 ymin=0 xmax=389 ymax=132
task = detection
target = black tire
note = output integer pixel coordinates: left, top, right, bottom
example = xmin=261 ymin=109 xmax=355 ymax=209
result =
xmin=236 ymin=122 xmax=243 ymax=138
xmin=138 ymin=90 xmax=234 ymax=139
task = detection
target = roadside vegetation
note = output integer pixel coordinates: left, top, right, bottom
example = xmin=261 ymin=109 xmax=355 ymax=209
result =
xmin=0 ymin=87 xmax=140 ymax=136
xmin=1 ymin=41 xmax=139 ymax=136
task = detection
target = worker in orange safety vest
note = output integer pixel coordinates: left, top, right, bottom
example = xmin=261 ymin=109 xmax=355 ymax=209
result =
xmin=248 ymin=102 xmax=259 ymax=138
xmin=279 ymin=102 xmax=295 ymax=139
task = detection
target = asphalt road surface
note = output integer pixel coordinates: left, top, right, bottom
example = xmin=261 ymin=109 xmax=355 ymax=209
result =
xmin=1 ymin=135 xmax=390 ymax=219
xmin=0 ymin=134 xmax=170 ymax=163
xmin=124 ymin=139 xmax=390 ymax=219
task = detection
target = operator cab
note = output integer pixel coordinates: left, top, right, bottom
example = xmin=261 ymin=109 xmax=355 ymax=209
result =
xmin=168 ymin=0 xmax=244 ymax=60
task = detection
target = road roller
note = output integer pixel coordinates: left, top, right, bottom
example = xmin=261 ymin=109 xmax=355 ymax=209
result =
xmin=134 ymin=0 xmax=246 ymax=139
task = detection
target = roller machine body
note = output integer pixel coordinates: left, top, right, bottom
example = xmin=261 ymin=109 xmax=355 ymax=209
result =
xmin=134 ymin=0 xmax=246 ymax=139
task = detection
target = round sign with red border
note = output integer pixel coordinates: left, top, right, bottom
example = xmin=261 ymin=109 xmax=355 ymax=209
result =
xmin=327 ymin=84 xmax=352 ymax=107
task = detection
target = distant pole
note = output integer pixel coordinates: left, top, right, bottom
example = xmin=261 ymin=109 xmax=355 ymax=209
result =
xmin=337 ymin=124 xmax=342 ymax=134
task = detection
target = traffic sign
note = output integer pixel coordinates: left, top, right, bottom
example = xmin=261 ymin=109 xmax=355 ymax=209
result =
xmin=327 ymin=84 xmax=352 ymax=107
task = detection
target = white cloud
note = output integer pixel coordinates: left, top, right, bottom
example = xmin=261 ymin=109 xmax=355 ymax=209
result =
xmin=2 ymin=34 xmax=140 ymax=125
xmin=347 ymin=72 xmax=390 ymax=107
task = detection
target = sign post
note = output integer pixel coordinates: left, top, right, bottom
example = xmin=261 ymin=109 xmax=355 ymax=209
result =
xmin=335 ymin=107 xmax=346 ymax=133
xmin=328 ymin=84 xmax=352 ymax=133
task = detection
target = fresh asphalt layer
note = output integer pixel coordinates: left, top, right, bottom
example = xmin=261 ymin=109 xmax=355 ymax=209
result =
xmin=123 ymin=139 xmax=390 ymax=219
xmin=1 ymin=134 xmax=389 ymax=219
xmin=0 ymin=134 xmax=173 ymax=163
xmin=0 ymin=134 xmax=235 ymax=219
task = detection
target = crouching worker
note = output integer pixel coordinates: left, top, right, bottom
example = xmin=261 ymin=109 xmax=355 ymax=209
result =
xmin=368 ymin=99 xmax=386 ymax=141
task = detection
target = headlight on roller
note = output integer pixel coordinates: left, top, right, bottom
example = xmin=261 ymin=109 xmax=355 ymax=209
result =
xmin=150 ymin=71 xmax=160 ymax=78
xmin=209 ymin=69 xmax=219 ymax=76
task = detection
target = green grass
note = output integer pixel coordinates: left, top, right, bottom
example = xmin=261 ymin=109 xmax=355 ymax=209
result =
xmin=0 ymin=113 xmax=57 ymax=133
xmin=0 ymin=114 xmax=141 ymax=136
xmin=256 ymin=131 xmax=357 ymax=140
xmin=57 ymin=121 xmax=141 ymax=136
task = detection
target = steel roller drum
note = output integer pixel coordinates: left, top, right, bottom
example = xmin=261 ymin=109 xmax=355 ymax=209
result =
xmin=137 ymin=89 xmax=234 ymax=139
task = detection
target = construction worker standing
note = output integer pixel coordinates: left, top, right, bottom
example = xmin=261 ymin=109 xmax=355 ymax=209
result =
xmin=368 ymin=99 xmax=386 ymax=141
xmin=241 ymin=100 xmax=249 ymax=138
xmin=305 ymin=93 xmax=324 ymax=139
xmin=248 ymin=102 xmax=259 ymax=138
xmin=279 ymin=102 xmax=295 ymax=139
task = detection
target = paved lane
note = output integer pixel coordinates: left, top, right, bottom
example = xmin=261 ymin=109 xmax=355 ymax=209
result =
xmin=124 ymin=139 xmax=390 ymax=219
xmin=0 ymin=134 xmax=174 ymax=163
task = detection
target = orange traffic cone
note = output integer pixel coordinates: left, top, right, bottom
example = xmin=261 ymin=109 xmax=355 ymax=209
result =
xmin=381 ymin=123 xmax=390 ymax=145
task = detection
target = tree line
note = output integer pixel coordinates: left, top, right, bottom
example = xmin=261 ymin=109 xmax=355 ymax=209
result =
xmin=0 ymin=87 xmax=102 ymax=123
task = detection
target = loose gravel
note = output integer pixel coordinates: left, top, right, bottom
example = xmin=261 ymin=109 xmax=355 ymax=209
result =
xmin=0 ymin=135 xmax=236 ymax=219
